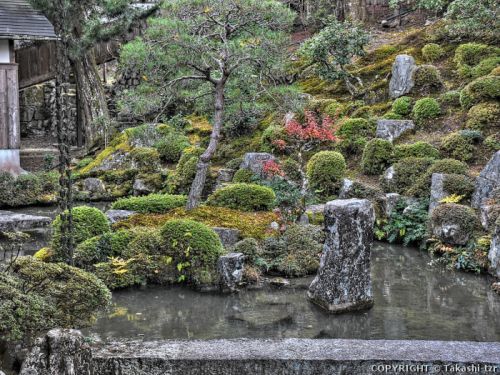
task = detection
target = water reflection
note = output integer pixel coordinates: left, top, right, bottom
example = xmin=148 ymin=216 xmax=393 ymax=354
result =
xmin=84 ymin=243 xmax=500 ymax=341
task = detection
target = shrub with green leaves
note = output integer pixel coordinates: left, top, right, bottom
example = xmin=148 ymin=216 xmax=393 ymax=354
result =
xmin=0 ymin=171 xmax=59 ymax=207
xmin=225 ymin=157 xmax=243 ymax=170
xmin=130 ymin=147 xmax=160 ymax=172
xmin=460 ymin=75 xmax=500 ymax=109
xmin=470 ymin=57 xmax=500 ymax=79
xmin=454 ymin=43 xmax=497 ymax=78
xmin=412 ymin=97 xmax=440 ymax=124
xmin=485 ymin=133 xmax=500 ymax=151
xmin=394 ymin=142 xmax=440 ymax=160
xmin=361 ymin=139 xmax=394 ymax=175
xmin=51 ymin=206 xmax=110 ymax=261
xmin=382 ymin=157 xmax=434 ymax=194
xmin=111 ymin=194 xmax=187 ymax=213
xmin=232 ymin=168 xmax=256 ymax=183
xmin=160 ymin=219 xmax=225 ymax=285
xmin=440 ymin=133 xmax=475 ymax=162
xmin=337 ymin=118 xmax=376 ymax=154
xmin=392 ymin=96 xmax=412 ymax=116
xmin=443 ymin=174 xmax=475 ymax=199
xmin=439 ymin=90 xmax=461 ymax=107
xmin=466 ymin=102 xmax=500 ymax=131
xmin=207 ymin=183 xmax=276 ymax=211
xmin=169 ymin=148 xmax=203 ymax=194
xmin=412 ymin=65 xmax=443 ymax=94
xmin=306 ymin=151 xmax=346 ymax=196
xmin=154 ymin=132 xmax=190 ymax=163
xmin=422 ymin=43 xmax=444 ymax=63
xmin=431 ymin=203 xmax=478 ymax=239
xmin=233 ymin=237 xmax=260 ymax=264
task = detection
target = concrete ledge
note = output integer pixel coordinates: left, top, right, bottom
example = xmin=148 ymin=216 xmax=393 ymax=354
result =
xmin=91 ymin=339 xmax=500 ymax=375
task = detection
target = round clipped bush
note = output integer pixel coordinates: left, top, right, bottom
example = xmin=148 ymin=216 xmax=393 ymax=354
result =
xmin=207 ymin=183 xmax=276 ymax=211
xmin=485 ymin=133 xmax=500 ymax=151
xmin=466 ymin=102 xmax=500 ymax=131
xmin=111 ymin=194 xmax=187 ymax=213
xmin=412 ymin=97 xmax=440 ymax=124
xmin=454 ymin=43 xmax=498 ymax=77
xmin=422 ymin=43 xmax=444 ymax=63
xmin=431 ymin=203 xmax=478 ymax=244
xmin=154 ymin=133 xmax=190 ymax=163
xmin=361 ymin=139 xmax=394 ymax=175
xmin=412 ymin=65 xmax=443 ymax=94
xmin=443 ymin=174 xmax=475 ymax=199
xmin=394 ymin=142 xmax=440 ymax=160
xmin=232 ymin=168 xmax=256 ymax=183
xmin=233 ymin=237 xmax=260 ymax=264
xmin=51 ymin=206 xmax=110 ymax=261
xmin=337 ymin=118 xmax=376 ymax=154
xmin=471 ymin=57 xmax=500 ymax=79
xmin=460 ymin=75 xmax=500 ymax=109
xmin=382 ymin=157 xmax=434 ymax=194
xmin=160 ymin=219 xmax=225 ymax=285
xmin=440 ymin=133 xmax=475 ymax=162
xmin=392 ymin=96 xmax=412 ymax=116
xmin=439 ymin=90 xmax=461 ymax=107
xmin=306 ymin=151 xmax=346 ymax=195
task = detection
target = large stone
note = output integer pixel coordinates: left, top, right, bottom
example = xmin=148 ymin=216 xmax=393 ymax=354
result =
xmin=240 ymin=153 xmax=275 ymax=177
xmin=429 ymin=173 xmax=447 ymax=213
xmin=376 ymin=119 xmax=415 ymax=142
xmin=389 ymin=54 xmax=417 ymax=98
xmin=338 ymin=178 xmax=354 ymax=199
xmin=20 ymin=329 xmax=92 ymax=375
xmin=0 ymin=211 xmax=51 ymax=232
xmin=217 ymin=252 xmax=245 ymax=293
xmin=212 ymin=227 xmax=241 ymax=248
xmin=472 ymin=151 xmax=500 ymax=208
xmin=431 ymin=204 xmax=475 ymax=246
xmin=82 ymin=177 xmax=106 ymax=197
xmin=381 ymin=166 xmax=396 ymax=192
xmin=105 ymin=209 xmax=136 ymax=224
xmin=383 ymin=193 xmax=401 ymax=218
xmin=215 ymin=168 xmax=236 ymax=189
xmin=489 ymin=221 xmax=500 ymax=278
xmin=133 ymin=178 xmax=154 ymax=196
xmin=308 ymin=199 xmax=375 ymax=313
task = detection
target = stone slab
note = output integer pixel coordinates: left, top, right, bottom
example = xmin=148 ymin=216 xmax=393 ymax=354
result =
xmin=0 ymin=210 xmax=51 ymax=232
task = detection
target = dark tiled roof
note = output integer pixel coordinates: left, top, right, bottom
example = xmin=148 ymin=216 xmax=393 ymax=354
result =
xmin=0 ymin=0 xmax=57 ymax=40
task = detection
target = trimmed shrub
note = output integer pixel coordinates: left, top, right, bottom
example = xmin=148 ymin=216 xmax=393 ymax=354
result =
xmin=207 ymin=183 xmax=276 ymax=211
xmin=412 ymin=97 xmax=440 ymax=124
xmin=382 ymin=111 xmax=403 ymax=120
xmin=431 ymin=203 xmax=478 ymax=238
xmin=232 ymin=168 xmax=256 ymax=183
xmin=154 ymin=133 xmax=190 ymax=163
xmin=394 ymin=142 xmax=440 ymax=160
xmin=261 ymin=124 xmax=287 ymax=153
xmin=422 ymin=43 xmax=444 ymax=63
xmin=233 ymin=238 xmax=260 ymax=264
xmin=160 ymin=219 xmax=225 ymax=285
xmin=361 ymin=139 xmax=394 ymax=175
xmin=337 ymin=118 xmax=376 ymax=154
xmin=440 ymin=133 xmax=475 ymax=162
xmin=225 ymin=157 xmax=243 ymax=170
xmin=412 ymin=65 xmax=443 ymax=94
xmin=282 ymin=158 xmax=302 ymax=184
xmin=51 ymin=206 xmax=110 ymax=261
xmin=439 ymin=90 xmax=461 ymax=107
xmin=392 ymin=96 xmax=412 ymax=116
xmin=471 ymin=57 xmax=500 ymax=79
xmin=466 ymin=102 xmax=500 ymax=131
xmin=460 ymin=75 xmax=500 ymax=109
xmin=130 ymin=147 xmax=160 ymax=172
xmin=485 ymin=133 xmax=500 ymax=151
xmin=112 ymin=194 xmax=187 ymax=213
xmin=454 ymin=43 xmax=498 ymax=78
xmin=307 ymin=151 xmax=346 ymax=195
xmin=169 ymin=147 xmax=203 ymax=194
xmin=443 ymin=174 xmax=475 ymax=199
xmin=382 ymin=157 xmax=434 ymax=194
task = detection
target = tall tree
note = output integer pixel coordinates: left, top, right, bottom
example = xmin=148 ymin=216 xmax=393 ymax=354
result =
xmin=120 ymin=0 xmax=294 ymax=209
xmin=29 ymin=0 xmax=154 ymax=146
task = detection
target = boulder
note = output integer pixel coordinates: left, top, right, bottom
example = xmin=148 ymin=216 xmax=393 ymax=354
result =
xmin=298 ymin=204 xmax=326 ymax=225
xmin=240 ymin=153 xmax=275 ymax=177
xmin=489 ymin=221 xmax=500 ymax=278
xmin=480 ymin=200 xmax=500 ymax=231
xmin=217 ymin=253 xmax=245 ymax=293
xmin=383 ymin=193 xmax=401 ymax=218
xmin=212 ymin=227 xmax=241 ymax=248
xmin=308 ymin=199 xmax=375 ymax=313
xmin=382 ymin=166 xmax=396 ymax=192
xmin=429 ymin=173 xmax=447 ymax=213
xmin=376 ymin=120 xmax=415 ymax=142
xmin=20 ymin=329 xmax=92 ymax=375
xmin=105 ymin=209 xmax=136 ymax=224
xmin=82 ymin=177 xmax=106 ymax=198
xmin=133 ymin=178 xmax=154 ymax=196
xmin=431 ymin=203 xmax=476 ymax=246
xmin=389 ymin=55 xmax=417 ymax=98
xmin=472 ymin=151 xmax=500 ymax=208
xmin=215 ymin=168 xmax=236 ymax=189
xmin=0 ymin=211 xmax=51 ymax=232
xmin=338 ymin=178 xmax=354 ymax=199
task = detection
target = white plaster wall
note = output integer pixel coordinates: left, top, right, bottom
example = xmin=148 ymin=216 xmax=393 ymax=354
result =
xmin=0 ymin=40 xmax=10 ymax=63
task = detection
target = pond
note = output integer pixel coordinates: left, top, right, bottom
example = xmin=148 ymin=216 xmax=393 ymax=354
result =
xmin=84 ymin=242 xmax=500 ymax=342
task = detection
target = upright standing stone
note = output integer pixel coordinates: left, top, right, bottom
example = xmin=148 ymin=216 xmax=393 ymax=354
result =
xmin=429 ymin=173 xmax=447 ymax=213
xmin=472 ymin=151 xmax=500 ymax=208
xmin=217 ymin=253 xmax=245 ymax=293
xmin=389 ymin=55 xmax=417 ymax=98
xmin=489 ymin=219 xmax=500 ymax=278
xmin=308 ymin=199 xmax=375 ymax=313
xmin=240 ymin=153 xmax=275 ymax=177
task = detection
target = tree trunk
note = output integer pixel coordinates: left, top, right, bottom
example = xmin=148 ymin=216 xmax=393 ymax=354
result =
xmin=186 ymin=81 xmax=225 ymax=210
xmin=71 ymin=49 xmax=110 ymax=147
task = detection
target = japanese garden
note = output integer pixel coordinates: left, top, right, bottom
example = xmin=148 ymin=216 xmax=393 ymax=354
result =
xmin=0 ymin=0 xmax=499 ymax=374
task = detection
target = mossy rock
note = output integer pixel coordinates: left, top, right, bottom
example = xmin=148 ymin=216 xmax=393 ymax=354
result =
xmin=412 ymin=65 xmax=443 ymax=94
xmin=361 ymin=139 xmax=394 ymax=176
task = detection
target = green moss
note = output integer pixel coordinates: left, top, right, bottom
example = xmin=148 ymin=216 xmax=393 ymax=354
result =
xmin=392 ymin=96 xmax=412 ymax=116
xmin=111 ymin=193 xmax=187 ymax=213
xmin=422 ymin=43 xmax=444 ymax=63
xmin=442 ymin=174 xmax=475 ymax=199
xmin=454 ymin=43 xmax=499 ymax=78
xmin=207 ymin=183 xmax=276 ymax=211
xmin=337 ymin=118 xmax=376 ymax=154
xmin=0 ymin=172 xmax=59 ymax=208
xmin=80 ymin=132 xmax=131 ymax=174
xmin=232 ymin=168 xmax=256 ymax=183
xmin=361 ymin=139 xmax=394 ymax=176
xmin=394 ymin=142 xmax=440 ymax=160
xmin=471 ymin=57 xmax=500 ymax=79
xmin=307 ymin=151 xmax=346 ymax=196
xmin=440 ymin=133 xmax=475 ymax=162
xmin=154 ymin=132 xmax=190 ymax=163
xmin=466 ymin=102 xmax=500 ymax=131
xmin=412 ymin=97 xmax=441 ymax=124
xmin=412 ymin=65 xmax=443 ymax=94
xmin=460 ymin=75 xmax=500 ymax=109
xmin=382 ymin=157 xmax=434 ymax=194
xmin=382 ymin=111 xmax=404 ymax=120
xmin=160 ymin=219 xmax=225 ymax=285
xmin=130 ymin=147 xmax=160 ymax=172
xmin=51 ymin=206 xmax=110 ymax=261
xmin=439 ymin=90 xmax=461 ymax=107
xmin=431 ymin=203 xmax=478 ymax=237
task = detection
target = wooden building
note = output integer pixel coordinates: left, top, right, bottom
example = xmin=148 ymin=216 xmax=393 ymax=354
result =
xmin=0 ymin=0 xmax=56 ymax=176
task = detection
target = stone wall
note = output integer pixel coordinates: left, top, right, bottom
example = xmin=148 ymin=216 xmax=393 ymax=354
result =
xmin=19 ymin=81 xmax=78 ymax=145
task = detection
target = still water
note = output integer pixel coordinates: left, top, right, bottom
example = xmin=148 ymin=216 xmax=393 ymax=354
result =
xmin=85 ymin=242 xmax=500 ymax=341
